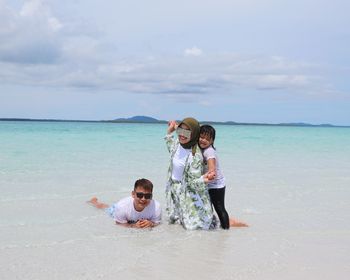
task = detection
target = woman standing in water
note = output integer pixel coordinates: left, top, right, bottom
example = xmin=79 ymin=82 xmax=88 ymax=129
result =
xmin=164 ymin=117 xmax=215 ymax=230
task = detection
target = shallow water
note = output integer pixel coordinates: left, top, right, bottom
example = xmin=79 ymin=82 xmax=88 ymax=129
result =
xmin=1 ymin=121 xmax=349 ymax=279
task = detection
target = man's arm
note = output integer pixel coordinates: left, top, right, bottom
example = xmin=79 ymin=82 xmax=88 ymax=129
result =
xmin=135 ymin=219 xmax=156 ymax=228
xmin=116 ymin=220 xmax=155 ymax=228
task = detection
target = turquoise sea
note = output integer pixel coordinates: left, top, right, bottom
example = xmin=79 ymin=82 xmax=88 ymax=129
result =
xmin=1 ymin=121 xmax=350 ymax=280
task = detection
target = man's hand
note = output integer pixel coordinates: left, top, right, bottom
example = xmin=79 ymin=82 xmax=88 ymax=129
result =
xmin=134 ymin=219 xmax=154 ymax=228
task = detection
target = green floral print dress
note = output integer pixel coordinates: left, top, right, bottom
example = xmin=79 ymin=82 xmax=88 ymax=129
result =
xmin=165 ymin=134 xmax=215 ymax=230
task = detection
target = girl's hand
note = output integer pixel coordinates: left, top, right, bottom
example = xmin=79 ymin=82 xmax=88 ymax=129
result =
xmin=207 ymin=170 xmax=216 ymax=180
xmin=203 ymin=172 xmax=215 ymax=183
xmin=167 ymin=120 xmax=178 ymax=134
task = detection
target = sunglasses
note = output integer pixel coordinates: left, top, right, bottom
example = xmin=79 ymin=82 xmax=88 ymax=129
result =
xmin=135 ymin=192 xmax=153 ymax=199
xmin=176 ymin=127 xmax=192 ymax=139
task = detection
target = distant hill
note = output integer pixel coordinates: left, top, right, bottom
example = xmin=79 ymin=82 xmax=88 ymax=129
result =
xmin=113 ymin=116 xmax=166 ymax=123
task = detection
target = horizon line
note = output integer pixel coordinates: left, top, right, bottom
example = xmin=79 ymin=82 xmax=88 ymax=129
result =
xmin=0 ymin=117 xmax=349 ymax=128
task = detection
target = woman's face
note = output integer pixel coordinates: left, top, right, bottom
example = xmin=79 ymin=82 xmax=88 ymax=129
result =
xmin=177 ymin=123 xmax=191 ymax=145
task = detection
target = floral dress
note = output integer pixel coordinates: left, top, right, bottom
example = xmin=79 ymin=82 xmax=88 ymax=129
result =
xmin=165 ymin=134 xmax=215 ymax=230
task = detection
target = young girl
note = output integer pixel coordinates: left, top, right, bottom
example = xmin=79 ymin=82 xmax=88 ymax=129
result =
xmin=199 ymin=124 xmax=248 ymax=229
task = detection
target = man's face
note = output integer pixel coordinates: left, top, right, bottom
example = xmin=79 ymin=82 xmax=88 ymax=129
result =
xmin=132 ymin=186 xmax=153 ymax=211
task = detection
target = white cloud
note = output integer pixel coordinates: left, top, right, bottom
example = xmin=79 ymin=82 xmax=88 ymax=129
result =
xmin=18 ymin=0 xmax=62 ymax=31
xmin=184 ymin=47 xmax=203 ymax=57
xmin=0 ymin=49 xmax=324 ymax=99
xmin=0 ymin=0 xmax=63 ymax=64
xmin=0 ymin=1 xmax=338 ymax=100
xmin=254 ymin=74 xmax=309 ymax=90
xmin=20 ymin=0 xmax=43 ymax=17
xmin=48 ymin=17 xmax=63 ymax=32
xmin=199 ymin=100 xmax=212 ymax=107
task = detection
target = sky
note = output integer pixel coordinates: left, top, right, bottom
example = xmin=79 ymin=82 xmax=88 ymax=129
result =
xmin=0 ymin=0 xmax=349 ymax=125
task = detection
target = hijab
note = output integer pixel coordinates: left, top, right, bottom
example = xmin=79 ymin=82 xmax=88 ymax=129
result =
xmin=178 ymin=117 xmax=200 ymax=151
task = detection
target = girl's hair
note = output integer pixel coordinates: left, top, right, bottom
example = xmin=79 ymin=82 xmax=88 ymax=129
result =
xmin=199 ymin=125 xmax=216 ymax=149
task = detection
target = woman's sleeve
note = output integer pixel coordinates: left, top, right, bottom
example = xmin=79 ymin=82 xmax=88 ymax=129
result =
xmin=164 ymin=133 xmax=175 ymax=153
xmin=185 ymin=152 xmax=207 ymax=192
xmin=191 ymin=175 xmax=207 ymax=193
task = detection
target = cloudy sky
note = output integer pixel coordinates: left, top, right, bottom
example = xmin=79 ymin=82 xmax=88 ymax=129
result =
xmin=1 ymin=0 xmax=349 ymax=125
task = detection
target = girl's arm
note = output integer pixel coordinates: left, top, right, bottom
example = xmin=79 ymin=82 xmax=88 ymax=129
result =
xmin=206 ymin=158 xmax=217 ymax=180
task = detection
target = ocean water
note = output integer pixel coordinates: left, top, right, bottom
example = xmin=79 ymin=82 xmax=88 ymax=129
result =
xmin=0 ymin=121 xmax=349 ymax=280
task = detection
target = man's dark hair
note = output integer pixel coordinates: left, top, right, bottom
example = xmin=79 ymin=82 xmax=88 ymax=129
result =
xmin=134 ymin=178 xmax=153 ymax=191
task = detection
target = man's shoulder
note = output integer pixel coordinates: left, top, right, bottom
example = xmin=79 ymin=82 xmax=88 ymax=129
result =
xmin=151 ymin=199 xmax=161 ymax=209
xmin=144 ymin=199 xmax=161 ymax=213
xmin=115 ymin=196 xmax=133 ymax=208
xmin=148 ymin=199 xmax=162 ymax=222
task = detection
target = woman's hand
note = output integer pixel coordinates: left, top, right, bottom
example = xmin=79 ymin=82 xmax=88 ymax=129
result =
xmin=167 ymin=120 xmax=178 ymax=134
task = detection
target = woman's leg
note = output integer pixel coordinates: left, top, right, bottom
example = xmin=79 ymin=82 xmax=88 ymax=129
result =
xmin=209 ymin=187 xmax=230 ymax=229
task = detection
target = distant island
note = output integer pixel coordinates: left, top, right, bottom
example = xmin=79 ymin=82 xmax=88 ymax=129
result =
xmin=113 ymin=116 xmax=164 ymax=123
xmin=0 ymin=115 xmax=348 ymax=128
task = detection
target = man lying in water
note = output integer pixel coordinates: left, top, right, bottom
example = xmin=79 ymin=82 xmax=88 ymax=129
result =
xmin=88 ymin=178 xmax=161 ymax=228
